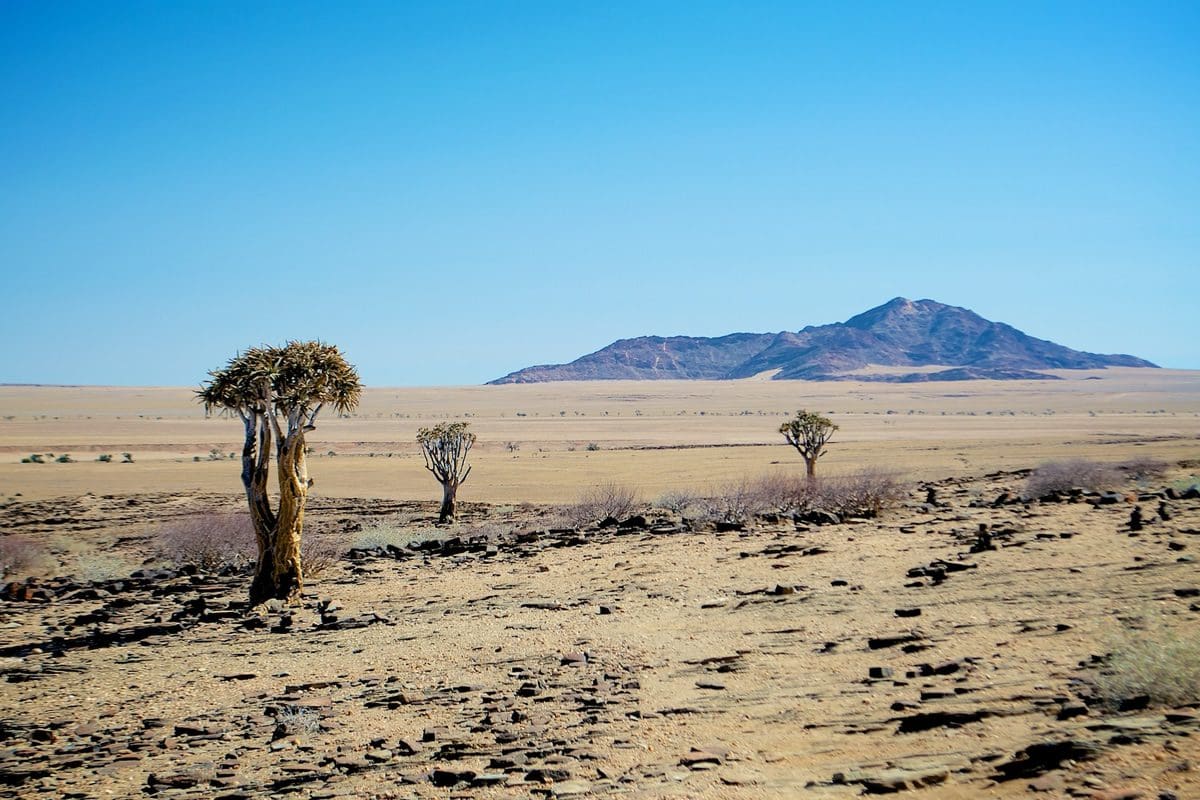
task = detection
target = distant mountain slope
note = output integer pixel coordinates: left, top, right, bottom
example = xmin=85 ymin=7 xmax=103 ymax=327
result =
xmin=488 ymin=298 xmax=1156 ymax=384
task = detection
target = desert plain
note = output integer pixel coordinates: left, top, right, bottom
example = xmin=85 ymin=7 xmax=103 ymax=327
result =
xmin=1 ymin=369 xmax=1199 ymax=799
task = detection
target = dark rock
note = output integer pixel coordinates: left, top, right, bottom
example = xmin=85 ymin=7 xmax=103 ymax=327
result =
xmin=395 ymin=738 xmax=422 ymax=755
xmin=992 ymin=739 xmax=1099 ymax=780
xmin=916 ymin=660 xmax=963 ymax=677
xmin=895 ymin=709 xmax=991 ymax=733
xmin=1057 ymin=702 xmax=1088 ymax=720
xmin=868 ymin=667 xmax=894 ymax=679
xmin=869 ymin=632 xmax=924 ymax=650
xmin=894 ymin=607 xmax=922 ymax=618
xmin=797 ymin=509 xmax=840 ymax=526
xmin=430 ymin=768 xmax=475 ymax=787
xmin=1118 ymin=694 xmax=1151 ymax=712
xmin=1129 ymin=506 xmax=1144 ymax=531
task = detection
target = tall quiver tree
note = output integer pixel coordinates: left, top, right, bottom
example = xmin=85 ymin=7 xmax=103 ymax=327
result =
xmin=199 ymin=342 xmax=361 ymax=606
xmin=779 ymin=409 xmax=838 ymax=480
xmin=417 ymin=422 xmax=475 ymax=523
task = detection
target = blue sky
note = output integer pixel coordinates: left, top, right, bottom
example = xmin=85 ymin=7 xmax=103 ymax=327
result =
xmin=2 ymin=1 xmax=1197 ymax=385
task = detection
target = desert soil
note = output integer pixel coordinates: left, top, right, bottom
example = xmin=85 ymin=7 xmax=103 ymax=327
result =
xmin=1 ymin=373 xmax=1199 ymax=799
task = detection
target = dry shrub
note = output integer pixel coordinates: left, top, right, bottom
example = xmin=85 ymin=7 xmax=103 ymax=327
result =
xmin=158 ymin=512 xmax=347 ymax=576
xmin=1026 ymin=459 xmax=1121 ymax=497
xmin=750 ymin=472 xmax=812 ymax=513
xmin=158 ymin=512 xmax=255 ymax=572
xmin=655 ymin=489 xmax=701 ymax=514
xmin=301 ymin=527 xmax=351 ymax=577
xmin=1094 ymin=611 xmax=1200 ymax=710
xmin=567 ymin=483 xmax=639 ymax=527
xmin=1117 ymin=456 xmax=1170 ymax=483
xmin=0 ymin=535 xmax=43 ymax=579
xmin=700 ymin=479 xmax=768 ymax=524
xmin=814 ymin=468 xmax=905 ymax=518
xmin=729 ymin=468 xmax=904 ymax=519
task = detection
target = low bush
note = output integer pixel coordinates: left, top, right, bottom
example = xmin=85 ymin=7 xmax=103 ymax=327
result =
xmin=655 ymin=489 xmax=702 ymax=515
xmin=1094 ymin=611 xmax=1200 ymax=710
xmin=726 ymin=468 xmax=904 ymax=520
xmin=815 ymin=468 xmax=906 ymax=518
xmin=159 ymin=512 xmax=349 ymax=575
xmin=1026 ymin=459 xmax=1121 ymax=497
xmin=301 ymin=527 xmax=352 ymax=577
xmin=158 ymin=512 xmax=255 ymax=572
xmin=1116 ymin=456 xmax=1170 ymax=483
xmin=699 ymin=479 xmax=768 ymax=524
xmin=567 ymin=482 xmax=639 ymax=526
xmin=0 ymin=535 xmax=43 ymax=579
xmin=750 ymin=472 xmax=811 ymax=514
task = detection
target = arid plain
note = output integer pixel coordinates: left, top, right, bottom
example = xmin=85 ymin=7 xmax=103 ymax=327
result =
xmin=2 ymin=370 xmax=1199 ymax=799
xmin=2 ymin=369 xmax=1198 ymax=504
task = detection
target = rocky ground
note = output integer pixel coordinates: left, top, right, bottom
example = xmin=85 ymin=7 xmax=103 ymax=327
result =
xmin=1 ymin=469 xmax=1199 ymax=799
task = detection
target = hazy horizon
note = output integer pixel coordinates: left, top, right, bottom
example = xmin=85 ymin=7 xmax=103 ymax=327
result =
xmin=3 ymin=2 xmax=1197 ymax=385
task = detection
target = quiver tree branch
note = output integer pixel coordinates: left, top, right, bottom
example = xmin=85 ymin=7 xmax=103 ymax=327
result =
xmin=198 ymin=341 xmax=361 ymax=606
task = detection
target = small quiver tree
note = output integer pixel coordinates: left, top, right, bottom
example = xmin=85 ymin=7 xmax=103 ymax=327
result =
xmin=417 ymin=422 xmax=475 ymax=523
xmin=198 ymin=341 xmax=361 ymax=606
xmin=779 ymin=409 xmax=838 ymax=480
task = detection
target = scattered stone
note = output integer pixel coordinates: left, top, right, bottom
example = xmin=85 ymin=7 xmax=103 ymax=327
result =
xmin=992 ymin=739 xmax=1099 ymax=780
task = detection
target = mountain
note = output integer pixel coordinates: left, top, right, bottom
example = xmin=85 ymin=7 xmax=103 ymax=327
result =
xmin=488 ymin=298 xmax=1156 ymax=384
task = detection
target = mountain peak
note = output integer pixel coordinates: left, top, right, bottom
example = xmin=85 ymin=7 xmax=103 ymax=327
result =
xmin=488 ymin=299 xmax=1156 ymax=384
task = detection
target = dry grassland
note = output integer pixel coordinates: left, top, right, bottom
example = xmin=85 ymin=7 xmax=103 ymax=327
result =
xmin=1 ymin=368 xmax=1197 ymax=504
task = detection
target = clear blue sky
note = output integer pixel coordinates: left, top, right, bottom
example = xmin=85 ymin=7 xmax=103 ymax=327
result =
xmin=2 ymin=1 xmax=1197 ymax=386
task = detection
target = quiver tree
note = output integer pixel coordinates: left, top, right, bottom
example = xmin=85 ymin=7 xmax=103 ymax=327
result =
xmin=779 ymin=409 xmax=838 ymax=480
xmin=417 ymin=422 xmax=475 ymax=523
xmin=198 ymin=341 xmax=361 ymax=606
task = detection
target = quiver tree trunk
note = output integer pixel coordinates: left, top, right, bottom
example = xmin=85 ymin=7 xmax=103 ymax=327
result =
xmin=254 ymin=428 xmax=309 ymax=605
xmin=439 ymin=480 xmax=459 ymax=523
xmin=200 ymin=341 xmax=361 ymax=609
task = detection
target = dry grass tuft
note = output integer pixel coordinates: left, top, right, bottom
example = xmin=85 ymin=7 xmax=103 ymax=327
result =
xmin=1094 ymin=611 xmax=1200 ymax=710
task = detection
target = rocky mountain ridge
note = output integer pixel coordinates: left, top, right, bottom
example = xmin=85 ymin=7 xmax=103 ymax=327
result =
xmin=489 ymin=298 xmax=1155 ymax=383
